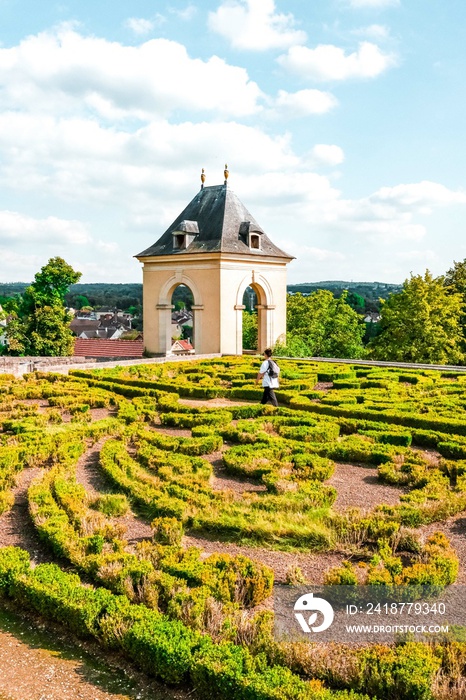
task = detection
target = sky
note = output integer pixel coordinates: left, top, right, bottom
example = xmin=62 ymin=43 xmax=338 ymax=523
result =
xmin=0 ymin=0 xmax=465 ymax=285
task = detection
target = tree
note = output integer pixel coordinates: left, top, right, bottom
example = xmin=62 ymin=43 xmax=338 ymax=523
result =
xmin=275 ymin=291 xmax=365 ymax=359
xmin=242 ymin=311 xmax=258 ymax=350
xmin=368 ymin=270 xmax=465 ymax=364
xmin=347 ymin=291 xmax=365 ymax=313
xmin=6 ymin=257 xmax=81 ymax=356
xmin=445 ymin=259 xmax=466 ymax=353
xmin=74 ymin=294 xmax=91 ymax=310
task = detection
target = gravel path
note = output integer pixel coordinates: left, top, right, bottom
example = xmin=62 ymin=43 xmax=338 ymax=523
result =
xmin=178 ymin=397 xmax=249 ymax=408
xmin=75 ymin=438 xmax=115 ymax=496
xmin=313 ymin=382 xmax=333 ymax=392
xmin=0 ymin=605 xmax=187 ymax=700
xmin=75 ymin=440 xmax=153 ymax=545
xmin=211 ymin=457 xmax=267 ymax=494
xmin=0 ymin=467 xmax=53 ymax=565
xmin=326 ymin=462 xmax=407 ymax=511
xmin=182 ymin=532 xmax=344 ymax=584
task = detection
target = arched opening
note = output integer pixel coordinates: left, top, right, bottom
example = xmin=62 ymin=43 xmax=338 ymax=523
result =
xmin=170 ymin=284 xmax=195 ymax=354
xmin=235 ymin=276 xmax=272 ymax=355
xmin=242 ymin=285 xmax=258 ymax=353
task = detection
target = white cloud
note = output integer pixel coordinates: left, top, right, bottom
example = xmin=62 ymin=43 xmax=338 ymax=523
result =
xmin=208 ymin=0 xmax=306 ymax=51
xmin=170 ymin=4 xmax=197 ymax=21
xmin=278 ymin=41 xmax=395 ymax=81
xmin=352 ymin=24 xmax=390 ymax=40
xmin=284 ymin=242 xmax=345 ymax=262
xmin=310 ymin=144 xmax=345 ymax=166
xmin=370 ymin=181 xmax=466 ymax=214
xmin=396 ymin=250 xmax=436 ymax=262
xmin=123 ymin=18 xmax=155 ymax=35
xmin=271 ymin=89 xmax=338 ymax=117
xmin=348 ymin=0 xmax=399 ymax=8
xmin=0 ymin=27 xmax=263 ymax=119
xmin=0 ymin=210 xmax=90 ymax=246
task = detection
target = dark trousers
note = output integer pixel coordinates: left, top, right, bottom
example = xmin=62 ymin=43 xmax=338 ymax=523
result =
xmin=261 ymin=387 xmax=278 ymax=407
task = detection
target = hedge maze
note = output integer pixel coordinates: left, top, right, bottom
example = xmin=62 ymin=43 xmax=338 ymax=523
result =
xmin=1 ymin=357 xmax=466 ymax=698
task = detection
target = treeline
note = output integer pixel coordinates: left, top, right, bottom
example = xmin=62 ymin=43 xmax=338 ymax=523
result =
xmin=277 ymin=259 xmax=466 ymax=365
xmin=288 ymin=281 xmax=402 ymax=312
xmin=0 ymin=283 xmax=143 ymax=312
xmin=1 ymin=280 xmax=401 ymax=314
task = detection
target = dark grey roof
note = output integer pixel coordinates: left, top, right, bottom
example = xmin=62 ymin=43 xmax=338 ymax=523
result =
xmin=135 ymin=185 xmax=293 ymax=259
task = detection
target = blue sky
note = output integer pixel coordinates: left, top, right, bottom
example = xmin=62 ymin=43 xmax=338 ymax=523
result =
xmin=0 ymin=0 xmax=465 ymax=283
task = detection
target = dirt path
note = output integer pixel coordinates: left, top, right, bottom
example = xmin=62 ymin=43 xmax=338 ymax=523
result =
xmin=183 ymin=532 xmax=344 ymax=584
xmin=0 ymin=467 xmax=53 ymax=564
xmin=178 ymin=397 xmax=249 ymax=408
xmin=0 ymin=605 xmax=186 ymax=700
xmin=76 ymin=438 xmax=117 ymax=496
xmin=75 ymin=440 xmax=153 ymax=545
xmin=326 ymin=462 xmax=407 ymax=511
xmin=209 ymin=453 xmax=267 ymax=494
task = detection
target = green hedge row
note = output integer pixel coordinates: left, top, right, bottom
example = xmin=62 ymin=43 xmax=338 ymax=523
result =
xmin=289 ymin=397 xmax=466 ymax=436
xmin=0 ymin=547 xmax=367 ymax=699
xmin=70 ymin=370 xmax=228 ymax=399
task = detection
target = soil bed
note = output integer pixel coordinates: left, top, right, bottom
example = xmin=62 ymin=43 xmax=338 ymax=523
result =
xmin=326 ymin=462 xmax=407 ymax=511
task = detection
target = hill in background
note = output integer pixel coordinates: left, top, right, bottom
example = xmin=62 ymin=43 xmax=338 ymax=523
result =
xmin=0 ymin=281 xmax=402 ymax=313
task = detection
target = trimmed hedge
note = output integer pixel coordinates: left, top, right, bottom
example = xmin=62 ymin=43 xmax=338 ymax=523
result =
xmin=288 ymin=398 xmax=466 ymax=436
xmin=0 ymin=548 xmax=369 ymax=699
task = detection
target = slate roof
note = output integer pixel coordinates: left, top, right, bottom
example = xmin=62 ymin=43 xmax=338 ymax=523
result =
xmin=70 ymin=319 xmax=101 ymax=334
xmin=135 ymin=185 xmax=293 ymax=259
xmin=74 ymin=339 xmax=144 ymax=358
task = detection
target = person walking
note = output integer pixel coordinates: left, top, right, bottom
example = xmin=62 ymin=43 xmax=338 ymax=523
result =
xmin=256 ymin=348 xmax=280 ymax=406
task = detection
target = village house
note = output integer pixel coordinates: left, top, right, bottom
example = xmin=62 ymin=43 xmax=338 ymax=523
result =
xmin=70 ymin=308 xmax=133 ymax=340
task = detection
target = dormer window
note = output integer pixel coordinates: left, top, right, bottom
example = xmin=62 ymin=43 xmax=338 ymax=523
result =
xmin=172 ymin=220 xmax=199 ymax=251
xmin=250 ymin=234 xmax=260 ymax=250
xmin=239 ymin=220 xmax=263 ymax=251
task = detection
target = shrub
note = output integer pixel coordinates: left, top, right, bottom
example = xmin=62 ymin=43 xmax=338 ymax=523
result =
xmin=292 ymin=454 xmax=335 ymax=481
xmin=278 ymin=422 xmax=340 ymax=443
xmin=357 ymin=642 xmax=440 ymax=700
xmin=285 ymin=565 xmax=307 ymax=586
xmin=206 ymin=554 xmax=274 ymax=607
xmin=152 ymin=517 xmax=183 ymax=546
xmin=324 ymin=561 xmax=358 ymax=586
xmin=437 ymin=441 xmax=466 ymax=459
xmin=93 ymin=494 xmax=130 ymax=517
xmin=0 ymin=547 xmax=31 ymax=593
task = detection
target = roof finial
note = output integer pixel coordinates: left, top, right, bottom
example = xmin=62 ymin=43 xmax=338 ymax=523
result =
xmin=201 ymin=168 xmax=206 ymax=189
xmin=224 ymin=163 xmax=229 ymax=186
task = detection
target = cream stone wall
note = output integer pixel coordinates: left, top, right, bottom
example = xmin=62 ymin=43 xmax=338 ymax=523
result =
xmin=138 ymin=252 xmax=289 ymax=356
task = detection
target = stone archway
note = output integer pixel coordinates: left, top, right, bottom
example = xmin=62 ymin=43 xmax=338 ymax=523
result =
xmin=235 ymin=273 xmax=275 ymax=355
xmin=157 ymin=273 xmax=204 ymax=354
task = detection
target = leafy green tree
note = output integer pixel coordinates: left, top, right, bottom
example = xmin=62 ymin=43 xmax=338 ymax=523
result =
xmin=369 ymin=270 xmax=465 ymax=364
xmin=347 ymin=291 xmax=365 ymax=313
xmin=6 ymin=257 xmax=81 ymax=356
xmin=242 ymin=311 xmax=258 ymax=351
xmin=445 ymin=259 xmax=466 ymax=295
xmin=445 ymin=259 xmax=466 ymax=353
xmin=74 ymin=294 xmax=91 ymax=310
xmin=275 ymin=291 xmax=365 ymax=359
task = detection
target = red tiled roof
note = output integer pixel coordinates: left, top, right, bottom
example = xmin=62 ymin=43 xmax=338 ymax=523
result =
xmin=74 ymin=338 xmax=144 ymax=358
xmin=177 ymin=339 xmax=193 ymax=350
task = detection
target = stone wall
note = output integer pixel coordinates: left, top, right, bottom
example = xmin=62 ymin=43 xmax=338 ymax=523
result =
xmin=0 ymin=354 xmax=223 ymax=377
